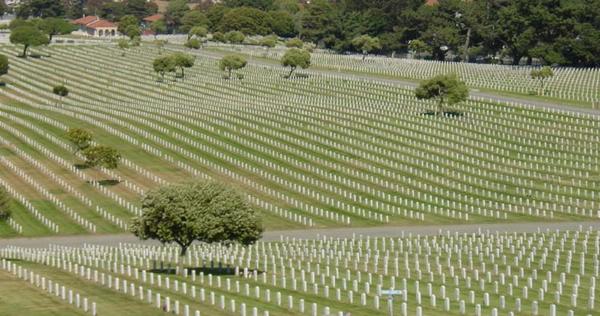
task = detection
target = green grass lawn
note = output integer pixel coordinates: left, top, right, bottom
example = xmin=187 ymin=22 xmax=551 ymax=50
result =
xmin=0 ymin=270 xmax=88 ymax=316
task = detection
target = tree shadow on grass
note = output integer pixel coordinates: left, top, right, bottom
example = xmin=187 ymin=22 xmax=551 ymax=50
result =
xmin=148 ymin=267 xmax=264 ymax=276
xmin=421 ymin=110 xmax=464 ymax=118
xmin=84 ymin=179 xmax=120 ymax=186
xmin=74 ymin=163 xmax=88 ymax=170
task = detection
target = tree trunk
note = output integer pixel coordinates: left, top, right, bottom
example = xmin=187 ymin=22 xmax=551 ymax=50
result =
xmin=178 ymin=245 xmax=188 ymax=276
xmin=511 ymin=53 xmax=522 ymax=65
xmin=22 ymin=45 xmax=29 ymax=58
xmin=463 ymin=28 xmax=471 ymax=63
xmin=288 ymin=67 xmax=295 ymax=78
xmin=437 ymin=98 xmax=444 ymax=115
xmin=228 ymin=68 xmax=232 ymax=79
xmin=362 ymin=52 xmax=366 ymax=61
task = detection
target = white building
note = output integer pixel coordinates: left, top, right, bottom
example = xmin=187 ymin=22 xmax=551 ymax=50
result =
xmin=72 ymin=16 xmax=118 ymax=37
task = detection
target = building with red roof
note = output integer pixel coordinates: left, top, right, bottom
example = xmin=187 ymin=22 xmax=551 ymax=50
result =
xmin=72 ymin=16 xmax=118 ymax=37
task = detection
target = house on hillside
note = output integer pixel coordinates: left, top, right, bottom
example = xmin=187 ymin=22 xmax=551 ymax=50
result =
xmin=72 ymin=16 xmax=118 ymax=37
xmin=143 ymin=14 xmax=163 ymax=27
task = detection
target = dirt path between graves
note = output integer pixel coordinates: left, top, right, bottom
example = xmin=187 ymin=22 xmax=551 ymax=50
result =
xmin=2 ymin=221 xmax=599 ymax=248
xmin=181 ymin=48 xmax=600 ymax=116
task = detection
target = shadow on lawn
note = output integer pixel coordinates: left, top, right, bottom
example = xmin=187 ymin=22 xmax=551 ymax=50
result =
xmin=421 ymin=110 xmax=464 ymax=117
xmin=149 ymin=267 xmax=264 ymax=276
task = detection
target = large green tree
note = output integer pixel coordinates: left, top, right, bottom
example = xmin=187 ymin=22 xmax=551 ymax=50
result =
xmin=351 ymin=34 xmax=381 ymax=60
xmin=218 ymin=6 xmax=272 ymax=35
xmin=219 ymin=54 xmax=247 ymax=79
xmin=82 ymin=145 xmax=121 ymax=169
xmin=38 ymin=18 xmax=76 ymax=42
xmin=165 ymin=0 xmax=190 ymax=32
xmin=66 ymin=127 xmax=92 ymax=153
xmin=180 ymin=10 xmax=208 ymax=33
xmin=153 ymin=54 xmax=176 ymax=80
xmin=415 ymin=74 xmax=469 ymax=115
xmin=171 ymin=52 xmax=195 ymax=78
xmin=281 ymin=48 xmax=311 ymax=78
xmin=10 ymin=25 xmax=49 ymax=58
xmin=130 ymin=180 xmax=263 ymax=273
xmin=16 ymin=0 xmax=65 ymax=18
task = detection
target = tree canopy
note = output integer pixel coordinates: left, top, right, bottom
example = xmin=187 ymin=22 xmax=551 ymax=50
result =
xmin=415 ymin=73 xmax=469 ymax=115
xmin=171 ymin=52 xmax=195 ymax=78
xmin=153 ymin=55 xmax=177 ymax=79
xmin=38 ymin=17 xmax=76 ymax=42
xmin=180 ymin=10 xmax=208 ymax=33
xmin=66 ymin=128 xmax=92 ymax=153
xmin=130 ymin=180 xmax=263 ymax=260
xmin=219 ymin=54 xmax=247 ymax=79
xmin=82 ymin=145 xmax=121 ymax=169
xmin=224 ymin=31 xmax=245 ymax=44
xmin=530 ymin=66 xmax=554 ymax=95
xmin=52 ymin=84 xmax=69 ymax=97
xmin=351 ymin=34 xmax=381 ymax=60
xmin=281 ymin=48 xmax=311 ymax=78
xmin=9 ymin=25 xmax=49 ymax=58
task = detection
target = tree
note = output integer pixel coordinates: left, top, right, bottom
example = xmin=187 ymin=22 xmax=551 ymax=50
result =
xmin=409 ymin=39 xmax=430 ymax=59
xmin=125 ymin=0 xmax=156 ymax=20
xmin=130 ymin=180 xmax=263 ymax=274
xmin=224 ymin=31 xmax=245 ymax=44
xmin=52 ymin=84 xmax=68 ymax=106
xmin=268 ymin=10 xmax=297 ymax=37
xmin=165 ymin=0 xmax=189 ymax=32
xmin=16 ymin=0 xmax=65 ymax=18
xmin=0 ymin=186 xmax=10 ymax=221
xmin=153 ymin=39 xmax=167 ymax=55
xmin=151 ymin=20 xmax=166 ymax=38
xmin=117 ymin=38 xmax=130 ymax=56
xmin=66 ymin=128 xmax=93 ymax=153
xmin=218 ymin=6 xmax=272 ymax=35
xmin=82 ymin=145 xmax=120 ymax=169
xmin=0 ymin=54 xmax=9 ymax=84
xmin=286 ymin=38 xmax=304 ymax=48
xmin=259 ymin=35 xmax=277 ymax=49
xmin=9 ymin=25 xmax=49 ymax=58
xmin=153 ymin=54 xmax=176 ymax=80
xmin=180 ymin=10 xmax=208 ymax=33
xmin=530 ymin=66 xmax=554 ymax=95
xmin=212 ymin=32 xmax=226 ymax=43
xmin=219 ymin=54 xmax=247 ymax=79
xmin=188 ymin=26 xmax=207 ymax=40
xmin=125 ymin=24 xmax=141 ymax=40
xmin=351 ymin=34 xmax=381 ymax=60
xmin=117 ymin=15 xmax=139 ymax=35
xmin=38 ymin=18 xmax=76 ymax=42
xmin=415 ymin=74 xmax=469 ymax=115
xmin=281 ymin=48 xmax=311 ymax=78
xmin=184 ymin=38 xmax=201 ymax=49
xmin=171 ymin=52 xmax=195 ymax=78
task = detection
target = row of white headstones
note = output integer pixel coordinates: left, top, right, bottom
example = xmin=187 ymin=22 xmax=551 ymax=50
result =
xmin=2 ymin=227 xmax=598 ymax=315
xmin=0 ymin=43 xmax=587 ymax=232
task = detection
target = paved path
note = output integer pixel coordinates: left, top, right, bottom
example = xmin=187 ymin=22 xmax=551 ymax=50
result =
xmin=181 ymin=47 xmax=600 ymax=116
xmin=1 ymin=221 xmax=599 ymax=248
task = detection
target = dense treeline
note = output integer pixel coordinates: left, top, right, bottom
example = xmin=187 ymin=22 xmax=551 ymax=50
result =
xmin=9 ymin=0 xmax=600 ymax=66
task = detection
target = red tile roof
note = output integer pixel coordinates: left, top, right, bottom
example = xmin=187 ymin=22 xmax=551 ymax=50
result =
xmin=426 ymin=0 xmax=439 ymax=5
xmin=143 ymin=14 xmax=163 ymax=22
xmin=87 ymin=19 xmax=116 ymax=29
xmin=72 ymin=15 xmax=99 ymax=25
